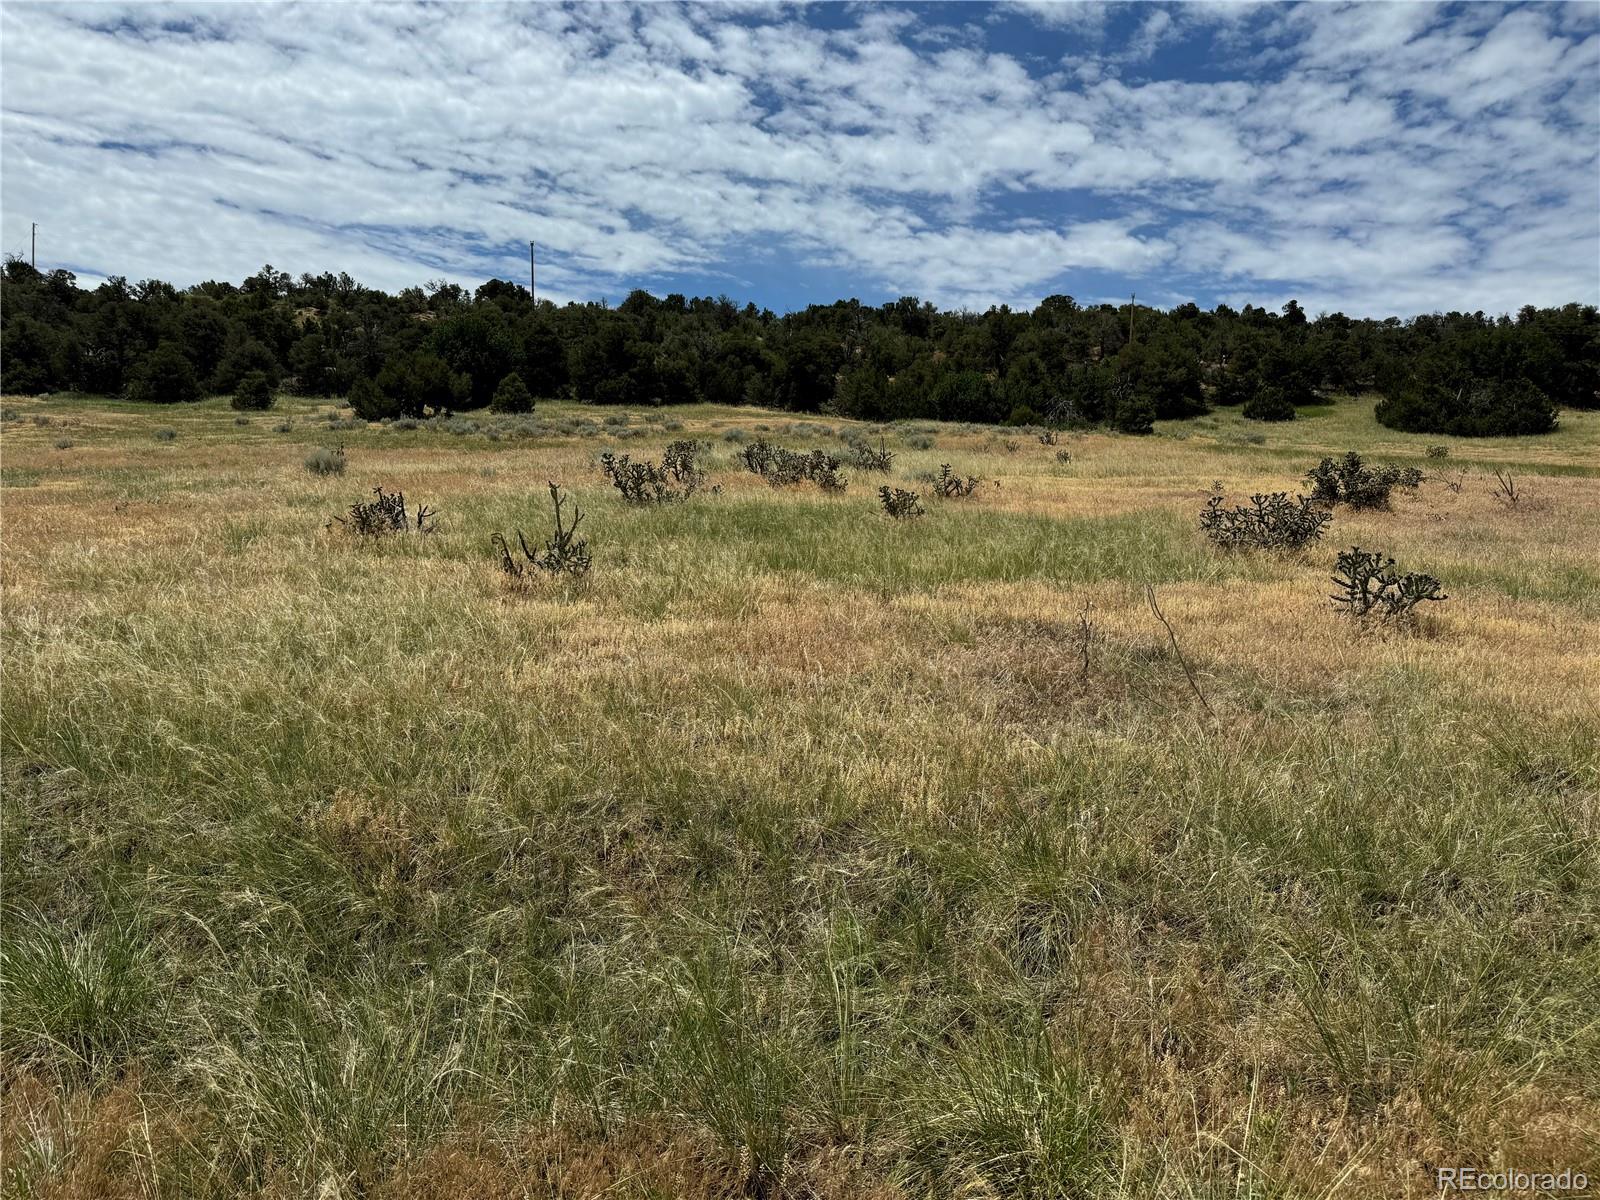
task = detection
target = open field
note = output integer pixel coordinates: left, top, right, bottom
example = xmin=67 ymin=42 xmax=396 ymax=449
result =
xmin=3 ymin=394 xmax=1598 ymax=1198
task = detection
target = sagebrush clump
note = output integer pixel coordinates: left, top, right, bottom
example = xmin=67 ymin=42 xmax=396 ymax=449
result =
xmin=1306 ymin=451 xmax=1423 ymax=509
xmin=304 ymin=445 xmax=347 ymax=476
xmin=1199 ymin=490 xmax=1331 ymax=551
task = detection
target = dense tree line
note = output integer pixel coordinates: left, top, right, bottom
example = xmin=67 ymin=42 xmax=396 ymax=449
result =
xmin=3 ymin=259 xmax=1595 ymax=435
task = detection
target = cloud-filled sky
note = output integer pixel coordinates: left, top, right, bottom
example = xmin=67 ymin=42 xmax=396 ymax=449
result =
xmin=2 ymin=1 xmax=1597 ymax=316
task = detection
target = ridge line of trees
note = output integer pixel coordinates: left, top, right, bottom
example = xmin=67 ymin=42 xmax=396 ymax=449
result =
xmin=3 ymin=259 xmax=1595 ymax=435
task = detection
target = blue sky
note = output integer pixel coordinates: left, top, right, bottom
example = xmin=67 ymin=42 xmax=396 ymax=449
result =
xmin=2 ymin=2 xmax=1596 ymax=316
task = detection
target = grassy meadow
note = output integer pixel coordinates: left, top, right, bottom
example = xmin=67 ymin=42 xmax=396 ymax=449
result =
xmin=2 ymin=392 xmax=1598 ymax=1198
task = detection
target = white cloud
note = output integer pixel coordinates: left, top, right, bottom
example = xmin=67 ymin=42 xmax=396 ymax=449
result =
xmin=0 ymin=1 xmax=1594 ymax=315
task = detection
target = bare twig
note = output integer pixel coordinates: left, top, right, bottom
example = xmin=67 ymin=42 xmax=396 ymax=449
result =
xmin=1145 ymin=584 xmax=1213 ymax=716
xmin=1489 ymin=469 xmax=1521 ymax=507
xmin=1074 ymin=601 xmax=1096 ymax=678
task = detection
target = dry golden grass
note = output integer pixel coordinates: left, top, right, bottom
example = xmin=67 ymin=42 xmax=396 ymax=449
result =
xmin=2 ymin=393 xmax=1597 ymax=1198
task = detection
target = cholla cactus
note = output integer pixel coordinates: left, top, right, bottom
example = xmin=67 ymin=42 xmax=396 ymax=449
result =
xmin=1330 ymin=546 xmax=1446 ymax=621
xmin=878 ymin=486 xmax=924 ymax=519
xmin=494 ymin=482 xmax=591 ymax=579
xmin=933 ymin=464 xmax=982 ymax=498
xmin=848 ymin=436 xmax=895 ymax=472
xmin=742 ymin=441 xmax=847 ymax=491
xmin=1199 ymin=490 xmax=1330 ymax=551
xmin=331 ymin=486 xmax=437 ymax=536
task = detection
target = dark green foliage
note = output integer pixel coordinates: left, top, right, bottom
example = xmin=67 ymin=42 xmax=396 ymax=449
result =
xmin=489 ymin=372 xmax=534 ymax=414
xmin=376 ymin=351 xmax=468 ymax=418
xmin=346 ymin=376 xmax=395 ymax=421
xmin=1331 ymin=547 xmax=1447 ymax=621
xmin=210 ymin=339 xmax=281 ymax=394
xmin=878 ymin=486 xmax=924 ymax=518
xmin=3 ymin=261 xmax=1593 ymax=436
xmin=1242 ymin=385 xmax=1295 ymax=422
xmin=933 ymin=370 xmax=1001 ymax=424
xmin=1110 ymin=391 xmax=1155 ymax=435
xmin=1306 ymin=452 xmax=1423 ymax=509
xmin=331 ymin=486 xmax=437 ymax=536
xmin=430 ymin=311 xmax=516 ymax=408
xmin=230 ymin=370 xmax=275 ymax=411
xmin=1116 ymin=333 xmax=1206 ymax=419
xmin=0 ymin=313 xmax=62 ymax=393
xmin=493 ymin=483 xmax=591 ymax=579
xmin=1377 ymin=376 xmax=1558 ymax=437
xmin=127 ymin=342 xmax=200 ymax=404
xmin=1200 ymin=490 xmax=1331 ymax=551
xmin=287 ymin=331 xmax=337 ymax=394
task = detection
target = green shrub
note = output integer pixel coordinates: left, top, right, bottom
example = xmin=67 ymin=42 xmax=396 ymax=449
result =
xmin=331 ymin=486 xmax=437 ymax=536
xmin=1242 ymin=385 xmax=1296 ymax=422
xmin=1306 ymin=451 xmax=1423 ymax=509
xmin=1111 ymin=393 xmax=1155 ymax=435
xmin=230 ymin=371 xmax=275 ymax=411
xmin=490 ymin=373 xmax=534 ymax=414
xmin=933 ymin=463 xmax=983 ymax=498
xmin=1376 ymin=376 xmax=1557 ymax=437
xmin=599 ymin=442 xmax=708 ymax=504
xmin=127 ymin=343 xmax=200 ymax=404
xmin=153 ymin=427 xmax=177 ymax=442
xmin=347 ymin=376 xmax=396 ymax=422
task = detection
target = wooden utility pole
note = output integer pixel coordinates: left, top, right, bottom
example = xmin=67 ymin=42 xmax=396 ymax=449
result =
xmin=1128 ymin=293 xmax=1136 ymax=345
xmin=31 ymin=223 xmax=37 ymax=269
xmin=529 ymin=241 xmax=536 ymax=306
